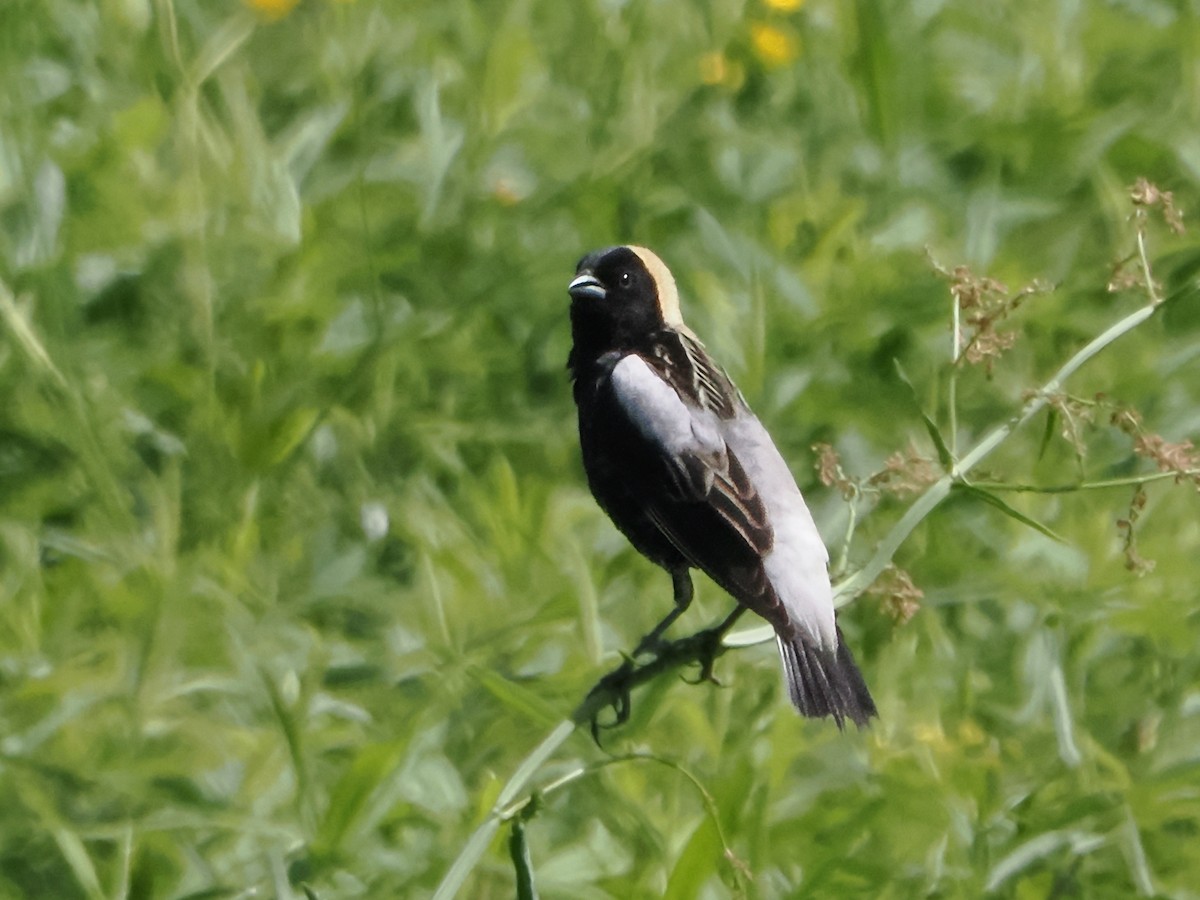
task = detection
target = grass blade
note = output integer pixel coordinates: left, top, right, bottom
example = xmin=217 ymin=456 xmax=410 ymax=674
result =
xmin=955 ymin=484 xmax=1067 ymax=544
xmin=895 ymin=359 xmax=953 ymax=469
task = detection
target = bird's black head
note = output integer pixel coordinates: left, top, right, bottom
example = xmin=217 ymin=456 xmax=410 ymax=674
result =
xmin=567 ymin=245 xmax=682 ymax=362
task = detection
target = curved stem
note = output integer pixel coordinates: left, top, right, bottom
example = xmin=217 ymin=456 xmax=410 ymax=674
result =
xmin=971 ymin=470 xmax=1198 ymax=494
xmin=950 ymin=285 xmax=962 ymax=458
xmin=433 ymin=629 xmax=734 ymax=900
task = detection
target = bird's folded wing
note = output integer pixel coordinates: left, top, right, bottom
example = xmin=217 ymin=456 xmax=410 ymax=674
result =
xmin=610 ymin=355 xmax=787 ymax=620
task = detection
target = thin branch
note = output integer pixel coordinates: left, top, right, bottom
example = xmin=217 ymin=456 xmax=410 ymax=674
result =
xmin=832 ymin=494 xmax=858 ymax=580
xmin=1135 ymin=219 xmax=1164 ymax=306
xmin=950 ymin=285 xmax=961 ymax=458
xmin=970 ymin=470 xmax=1199 ymax=494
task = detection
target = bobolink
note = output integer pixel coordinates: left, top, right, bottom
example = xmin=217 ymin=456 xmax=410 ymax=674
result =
xmin=568 ymin=245 xmax=876 ymax=728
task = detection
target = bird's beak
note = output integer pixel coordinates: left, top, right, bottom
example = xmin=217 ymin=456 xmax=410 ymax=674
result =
xmin=568 ymin=272 xmax=606 ymax=301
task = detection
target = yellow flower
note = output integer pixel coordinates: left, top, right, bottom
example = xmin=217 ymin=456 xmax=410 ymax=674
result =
xmin=698 ymin=52 xmax=729 ymax=85
xmin=245 ymin=0 xmax=300 ymax=20
xmin=750 ymin=23 xmax=799 ymax=68
xmin=764 ymin=0 xmax=806 ymax=10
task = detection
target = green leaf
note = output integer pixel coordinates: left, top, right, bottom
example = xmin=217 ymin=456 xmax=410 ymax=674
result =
xmin=241 ymin=407 xmax=320 ymax=470
xmin=189 ymin=11 xmax=255 ymax=86
xmin=894 ymin=359 xmax=953 ymax=470
xmin=482 ymin=19 xmax=542 ymax=134
xmin=1038 ymin=407 xmax=1057 ymax=461
xmin=313 ymin=741 xmax=409 ymax=857
xmin=468 ymin=665 xmax=563 ymax=728
xmin=664 ymin=816 xmax=721 ymax=900
xmin=986 ymin=830 xmax=1105 ymax=892
xmin=260 ymin=668 xmax=307 ymax=802
xmin=955 ymin=484 xmax=1067 ymax=543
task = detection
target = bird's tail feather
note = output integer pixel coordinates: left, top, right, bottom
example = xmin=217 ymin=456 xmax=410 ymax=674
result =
xmin=776 ymin=626 xmax=877 ymax=728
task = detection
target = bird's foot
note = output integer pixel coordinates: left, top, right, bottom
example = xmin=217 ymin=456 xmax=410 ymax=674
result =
xmin=681 ymin=625 xmax=727 ymax=687
xmin=580 ymin=616 xmax=734 ymax=742
xmin=585 ymin=658 xmax=635 ymax=744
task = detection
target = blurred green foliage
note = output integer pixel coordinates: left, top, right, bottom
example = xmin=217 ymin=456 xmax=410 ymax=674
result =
xmin=1 ymin=0 xmax=1198 ymax=897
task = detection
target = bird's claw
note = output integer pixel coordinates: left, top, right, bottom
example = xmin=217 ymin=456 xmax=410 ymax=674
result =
xmin=584 ymin=620 xmax=731 ymax=741
xmin=586 ymin=659 xmax=634 ymax=744
xmin=681 ymin=626 xmax=726 ymax=687
xmin=682 ymin=661 xmax=722 ymax=686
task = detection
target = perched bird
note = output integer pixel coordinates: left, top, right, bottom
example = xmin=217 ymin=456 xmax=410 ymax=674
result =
xmin=567 ymin=245 xmax=876 ymax=727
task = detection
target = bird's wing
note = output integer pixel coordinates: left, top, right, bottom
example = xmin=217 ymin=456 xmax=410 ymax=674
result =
xmin=609 ymin=354 xmax=789 ymax=623
xmin=720 ymin=412 xmax=837 ymax=649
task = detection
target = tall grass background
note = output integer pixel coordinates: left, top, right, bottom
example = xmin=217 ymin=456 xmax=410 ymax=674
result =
xmin=1 ymin=0 xmax=1199 ymax=896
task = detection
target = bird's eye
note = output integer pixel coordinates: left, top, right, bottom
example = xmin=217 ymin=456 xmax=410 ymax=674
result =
xmin=619 ymin=271 xmax=633 ymax=288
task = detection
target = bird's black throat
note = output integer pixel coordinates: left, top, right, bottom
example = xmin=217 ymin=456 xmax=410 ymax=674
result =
xmin=568 ymin=299 xmax=663 ymax=382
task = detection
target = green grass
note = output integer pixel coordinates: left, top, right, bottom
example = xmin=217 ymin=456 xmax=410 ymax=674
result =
xmin=2 ymin=0 xmax=1199 ymax=897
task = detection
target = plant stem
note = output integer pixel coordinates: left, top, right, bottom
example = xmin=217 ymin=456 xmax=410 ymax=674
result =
xmin=1134 ymin=215 xmax=1164 ymax=306
xmin=950 ymin=288 xmax=961 ymax=458
xmin=832 ymin=494 xmax=858 ymax=580
xmin=834 ymin=297 xmax=1162 ymax=605
xmin=970 ymin=470 xmax=1198 ymax=494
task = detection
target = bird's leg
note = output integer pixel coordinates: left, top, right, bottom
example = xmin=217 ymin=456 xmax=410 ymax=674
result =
xmin=584 ymin=570 xmax=694 ymax=743
xmin=583 ymin=598 xmax=746 ymax=742
xmin=632 ymin=568 xmax=694 ymax=658
xmin=684 ymin=605 xmax=747 ymax=685
xmin=713 ymin=604 xmax=747 ymax=636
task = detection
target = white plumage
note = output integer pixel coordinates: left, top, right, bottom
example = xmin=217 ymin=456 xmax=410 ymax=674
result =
xmin=611 ymin=354 xmax=837 ymax=652
xmin=611 ymin=355 xmax=725 ymax=463
xmin=722 ymin=413 xmax=837 ymax=650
